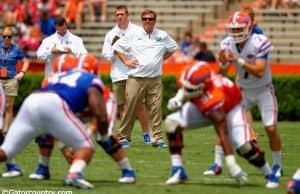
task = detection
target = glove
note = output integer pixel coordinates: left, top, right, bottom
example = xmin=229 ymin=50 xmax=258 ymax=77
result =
xmin=232 ymin=170 xmax=248 ymax=185
xmin=167 ymin=97 xmax=183 ymax=111
xmin=225 ymin=155 xmax=248 ymax=185
xmin=167 ymin=89 xmax=184 ymax=111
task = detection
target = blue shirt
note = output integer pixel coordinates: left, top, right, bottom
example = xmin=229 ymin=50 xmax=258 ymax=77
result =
xmin=180 ymin=40 xmax=193 ymax=55
xmin=252 ymin=25 xmax=264 ymax=35
xmin=39 ymin=18 xmax=56 ymax=36
xmin=0 ymin=43 xmax=24 ymax=78
xmin=40 ymin=70 xmax=104 ymax=113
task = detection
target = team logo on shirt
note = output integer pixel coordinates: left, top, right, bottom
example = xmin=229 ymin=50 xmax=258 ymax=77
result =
xmin=246 ymin=54 xmax=255 ymax=60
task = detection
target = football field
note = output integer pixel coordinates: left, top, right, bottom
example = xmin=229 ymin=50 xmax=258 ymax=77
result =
xmin=0 ymin=121 xmax=299 ymax=194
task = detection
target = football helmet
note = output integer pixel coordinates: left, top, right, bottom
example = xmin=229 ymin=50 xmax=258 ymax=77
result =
xmin=76 ymin=54 xmax=99 ymax=75
xmin=226 ymin=11 xmax=252 ymax=43
xmin=52 ymin=54 xmax=76 ymax=73
xmin=179 ymin=62 xmax=211 ymax=98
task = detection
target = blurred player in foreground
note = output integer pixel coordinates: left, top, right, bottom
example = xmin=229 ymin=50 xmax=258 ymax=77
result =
xmin=0 ymin=54 xmax=135 ymax=189
xmin=287 ymin=168 xmax=300 ymax=194
xmin=165 ymin=62 xmax=279 ymax=188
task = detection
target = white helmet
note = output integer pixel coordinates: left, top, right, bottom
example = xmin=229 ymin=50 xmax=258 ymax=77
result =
xmin=226 ymin=11 xmax=252 ymax=43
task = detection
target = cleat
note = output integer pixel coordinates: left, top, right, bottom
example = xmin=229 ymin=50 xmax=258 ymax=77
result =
xmin=272 ymin=164 xmax=283 ymax=177
xmin=143 ymin=132 xmax=151 ymax=144
xmin=203 ymin=163 xmax=222 ymax=176
xmin=166 ymin=166 xmax=188 ymax=185
xmin=265 ymin=173 xmax=279 ymax=189
xmin=120 ymin=139 xmax=129 ymax=148
xmin=119 ymin=169 xmax=136 ymax=184
xmin=65 ymin=173 xmax=94 ymax=189
xmin=29 ymin=163 xmax=50 ymax=180
xmin=286 ymin=179 xmax=300 ymax=194
xmin=2 ymin=163 xmax=22 ymax=178
xmin=153 ymin=140 xmax=167 ymax=148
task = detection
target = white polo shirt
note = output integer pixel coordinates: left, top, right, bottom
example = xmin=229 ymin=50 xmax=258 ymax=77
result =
xmin=102 ymin=22 xmax=139 ymax=83
xmin=37 ymin=30 xmax=87 ymax=76
xmin=113 ymin=26 xmax=178 ymax=78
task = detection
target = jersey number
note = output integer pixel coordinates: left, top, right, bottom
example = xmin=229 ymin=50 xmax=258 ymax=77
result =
xmin=48 ymin=72 xmax=82 ymax=87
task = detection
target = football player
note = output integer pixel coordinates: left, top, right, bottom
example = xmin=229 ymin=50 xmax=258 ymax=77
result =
xmin=203 ymin=7 xmax=265 ymax=176
xmin=218 ymin=11 xmax=283 ymax=177
xmin=165 ymin=62 xmax=279 ymax=188
xmin=0 ymin=54 xmax=136 ymax=189
xmin=287 ymin=168 xmax=300 ymax=194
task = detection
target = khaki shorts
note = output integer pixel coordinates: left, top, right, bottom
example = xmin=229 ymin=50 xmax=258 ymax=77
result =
xmin=0 ymin=79 xmax=19 ymax=96
xmin=112 ymin=80 xmax=126 ymax=106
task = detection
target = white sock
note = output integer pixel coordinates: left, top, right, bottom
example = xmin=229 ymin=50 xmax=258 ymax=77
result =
xmin=272 ymin=151 xmax=282 ymax=166
xmin=259 ymin=162 xmax=272 ymax=176
xmin=69 ymin=160 xmax=87 ymax=174
xmin=214 ymin=145 xmax=224 ymax=167
xmin=171 ymin=154 xmax=183 ymax=167
xmin=6 ymin=158 xmax=16 ymax=164
xmin=118 ymin=158 xmax=132 ymax=170
xmin=39 ymin=155 xmax=50 ymax=166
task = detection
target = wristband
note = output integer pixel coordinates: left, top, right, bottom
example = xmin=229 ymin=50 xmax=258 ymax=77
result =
xmin=237 ymin=58 xmax=246 ymax=67
xmin=220 ymin=62 xmax=230 ymax=70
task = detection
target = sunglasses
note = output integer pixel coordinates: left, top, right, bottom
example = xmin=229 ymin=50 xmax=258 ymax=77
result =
xmin=2 ymin=35 xmax=12 ymax=39
xmin=142 ymin=17 xmax=155 ymax=21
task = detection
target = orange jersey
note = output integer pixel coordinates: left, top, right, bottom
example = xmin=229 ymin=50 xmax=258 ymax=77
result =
xmin=191 ymin=73 xmax=242 ymax=116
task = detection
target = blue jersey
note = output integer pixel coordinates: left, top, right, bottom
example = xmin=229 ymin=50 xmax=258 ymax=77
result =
xmin=40 ymin=70 xmax=104 ymax=113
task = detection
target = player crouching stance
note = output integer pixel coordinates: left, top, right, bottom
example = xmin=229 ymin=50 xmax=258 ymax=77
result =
xmin=0 ymin=54 xmax=135 ymax=189
xmin=165 ymin=62 xmax=279 ymax=188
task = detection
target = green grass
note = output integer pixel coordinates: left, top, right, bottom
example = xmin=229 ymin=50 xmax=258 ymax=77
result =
xmin=0 ymin=121 xmax=299 ymax=194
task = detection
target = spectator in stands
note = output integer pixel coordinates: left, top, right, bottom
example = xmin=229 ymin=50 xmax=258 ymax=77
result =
xmin=0 ymin=0 xmax=18 ymax=26
xmin=102 ymin=5 xmax=152 ymax=147
xmin=37 ymin=16 xmax=87 ymax=76
xmin=38 ymin=10 xmax=56 ymax=37
xmin=53 ymin=0 xmax=65 ymax=16
xmin=281 ymin=0 xmax=299 ymax=18
xmin=63 ymin=0 xmax=84 ymax=30
xmin=180 ymin=31 xmax=193 ymax=56
xmin=17 ymin=12 xmax=43 ymax=57
xmin=194 ymin=41 xmax=216 ymax=62
xmin=88 ymin=0 xmax=107 ymax=22
xmin=263 ymin=0 xmax=298 ymax=18
xmin=113 ymin=9 xmax=178 ymax=148
xmin=0 ymin=26 xmax=30 ymax=178
xmin=15 ymin=0 xmax=38 ymax=25
xmin=37 ymin=0 xmax=57 ymax=17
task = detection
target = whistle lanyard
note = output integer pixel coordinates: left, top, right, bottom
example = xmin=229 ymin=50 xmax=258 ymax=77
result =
xmin=1 ymin=47 xmax=11 ymax=66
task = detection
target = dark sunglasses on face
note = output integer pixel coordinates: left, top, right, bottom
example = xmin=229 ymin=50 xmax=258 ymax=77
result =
xmin=2 ymin=35 xmax=12 ymax=39
xmin=142 ymin=17 xmax=155 ymax=21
